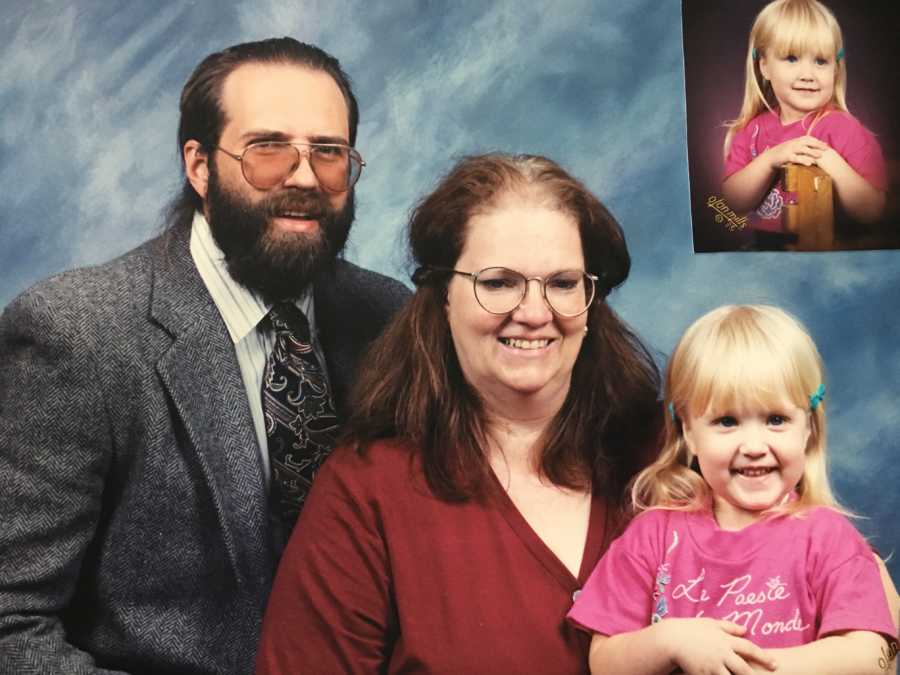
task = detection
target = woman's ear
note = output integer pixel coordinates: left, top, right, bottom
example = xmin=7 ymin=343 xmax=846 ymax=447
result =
xmin=443 ymin=278 xmax=454 ymax=312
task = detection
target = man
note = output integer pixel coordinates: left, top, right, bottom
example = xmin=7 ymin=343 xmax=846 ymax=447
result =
xmin=0 ymin=38 xmax=409 ymax=674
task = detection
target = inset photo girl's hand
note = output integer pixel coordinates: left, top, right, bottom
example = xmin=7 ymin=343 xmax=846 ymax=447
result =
xmin=765 ymin=135 xmax=830 ymax=169
xmin=811 ymin=145 xmax=845 ymax=178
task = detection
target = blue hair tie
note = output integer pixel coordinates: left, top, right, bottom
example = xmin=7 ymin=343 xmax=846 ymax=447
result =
xmin=667 ymin=401 xmax=677 ymax=422
xmin=836 ymin=47 xmax=845 ymax=63
xmin=809 ymin=384 xmax=826 ymax=410
xmin=752 ymin=47 xmax=759 ymax=60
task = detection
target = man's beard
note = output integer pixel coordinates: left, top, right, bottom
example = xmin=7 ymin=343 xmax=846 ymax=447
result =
xmin=205 ymin=165 xmax=354 ymax=303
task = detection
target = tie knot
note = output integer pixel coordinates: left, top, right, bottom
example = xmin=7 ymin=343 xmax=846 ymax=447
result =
xmin=268 ymin=302 xmax=312 ymax=344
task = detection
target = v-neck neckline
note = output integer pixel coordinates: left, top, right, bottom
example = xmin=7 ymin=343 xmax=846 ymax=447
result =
xmin=488 ymin=469 xmax=607 ymax=592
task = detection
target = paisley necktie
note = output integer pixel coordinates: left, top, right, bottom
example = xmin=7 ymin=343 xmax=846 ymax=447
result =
xmin=261 ymin=302 xmax=339 ymax=535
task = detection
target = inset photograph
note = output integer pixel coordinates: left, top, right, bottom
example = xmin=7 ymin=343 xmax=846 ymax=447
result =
xmin=684 ymin=0 xmax=900 ymax=252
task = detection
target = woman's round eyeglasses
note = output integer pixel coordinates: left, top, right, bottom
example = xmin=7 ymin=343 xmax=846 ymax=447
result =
xmin=216 ymin=141 xmax=365 ymax=192
xmin=436 ymin=266 xmax=600 ymax=317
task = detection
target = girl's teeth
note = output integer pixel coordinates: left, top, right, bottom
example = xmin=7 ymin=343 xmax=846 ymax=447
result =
xmin=739 ymin=467 xmax=773 ymax=477
xmin=501 ymin=338 xmax=550 ymax=350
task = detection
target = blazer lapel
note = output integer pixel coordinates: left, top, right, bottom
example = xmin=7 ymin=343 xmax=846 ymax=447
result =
xmin=150 ymin=225 xmax=273 ymax=581
xmin=314 ymin=262 xmax=353 ymax=413
xmin=314 ymin=259 xmax=380 ymax=414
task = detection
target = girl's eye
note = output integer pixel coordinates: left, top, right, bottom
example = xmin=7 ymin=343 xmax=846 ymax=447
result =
xmin=768 ymin=414 xmax=788 ymax=426
xmin=785 ymin=54 xmax=798 ymax=63
xmin=815 ymin=57 xmax=829 ymax=66
xmin=714 ymin=416 xmax=738 ymax=428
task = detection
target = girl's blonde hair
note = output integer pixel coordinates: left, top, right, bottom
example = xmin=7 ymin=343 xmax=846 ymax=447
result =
xmin=724 ymin=0 xmax=848 ymax=156
xmin=632 ymin=305 xmax=844 ymax=518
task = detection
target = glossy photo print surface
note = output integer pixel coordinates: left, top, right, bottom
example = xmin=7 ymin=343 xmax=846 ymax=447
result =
xmin=1 ymin=0 xmax=898 ymax=583
xmin=684 ymin=0 xmax=900 ymax=252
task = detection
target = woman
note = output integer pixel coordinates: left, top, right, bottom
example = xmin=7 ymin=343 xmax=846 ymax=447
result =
xmin=255 ymin=153 xmax=662 ymax=673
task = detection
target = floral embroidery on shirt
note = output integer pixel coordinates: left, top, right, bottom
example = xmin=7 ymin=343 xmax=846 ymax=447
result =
xmin=651 ymin=530 xmax=680 ymax=623
xmin=756 ymin=187 xmax=784 ymax=219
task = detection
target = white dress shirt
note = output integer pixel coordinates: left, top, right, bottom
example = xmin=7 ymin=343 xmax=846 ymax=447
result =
xmin=189 ymin=211 xmax=327 ymax=486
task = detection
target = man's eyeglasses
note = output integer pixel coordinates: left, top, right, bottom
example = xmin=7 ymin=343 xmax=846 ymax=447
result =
xmin=432 ymin=266 xmax=600 ymax=317
xmin=215 ymin=141 xmax=365 ymax=192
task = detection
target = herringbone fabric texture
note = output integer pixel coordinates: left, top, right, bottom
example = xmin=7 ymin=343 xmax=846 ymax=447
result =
xmin=0 ymin=219 xmax=410 ymax=674
xmin=263 ymin=302 xmax=338 ymax=532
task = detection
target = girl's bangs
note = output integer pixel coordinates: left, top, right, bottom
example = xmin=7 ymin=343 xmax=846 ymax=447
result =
xmin=680 ymin=329 xmax=810 ymax=417
xmin=766 ymin=9 xmax=838 ymax=60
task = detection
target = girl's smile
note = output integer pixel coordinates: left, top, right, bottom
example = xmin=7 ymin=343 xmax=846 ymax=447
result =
xmin=732 ymin=466 xmax=777 ymax=478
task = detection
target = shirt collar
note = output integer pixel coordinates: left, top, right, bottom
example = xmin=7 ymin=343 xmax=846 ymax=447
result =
xmin=189 ymin=211 xmax=313 ymax=344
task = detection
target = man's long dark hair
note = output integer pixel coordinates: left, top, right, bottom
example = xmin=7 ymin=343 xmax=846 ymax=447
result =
xmin=343 ymin=154 xmax=662 ymax=521
xmin=166 ymin=37 xmax=359 ymax=232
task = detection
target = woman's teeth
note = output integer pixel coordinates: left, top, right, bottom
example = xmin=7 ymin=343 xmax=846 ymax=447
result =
xmin=500 ymin=338 xmax=550 ymax=350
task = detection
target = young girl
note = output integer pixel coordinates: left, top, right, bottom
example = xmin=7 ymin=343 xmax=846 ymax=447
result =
xmin=722 ymin=0 xmax=887 ymax=239
xmin=568 ymin=305 xmax=897 ymax=675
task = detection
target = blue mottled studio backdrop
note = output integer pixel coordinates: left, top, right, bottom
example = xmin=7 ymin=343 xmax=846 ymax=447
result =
xmin=1 ymin=1 xmax=897 ymax=577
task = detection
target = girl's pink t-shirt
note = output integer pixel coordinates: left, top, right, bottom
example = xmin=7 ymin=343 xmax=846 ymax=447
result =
xmin=568 ymin=506 xmax=896 ymax=648
xmin=724 ymin=109 xmax=887 ymax=231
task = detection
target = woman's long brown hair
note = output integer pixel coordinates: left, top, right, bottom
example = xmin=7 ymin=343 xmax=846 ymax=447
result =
xmin=342 ymin=154 xmax=661 ymax=511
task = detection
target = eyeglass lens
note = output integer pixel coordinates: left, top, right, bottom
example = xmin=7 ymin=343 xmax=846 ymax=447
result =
xmin=473 ymin=267 xmax=594 ymax=316
xmin=242 ymin=143 xmax=361 ymax=191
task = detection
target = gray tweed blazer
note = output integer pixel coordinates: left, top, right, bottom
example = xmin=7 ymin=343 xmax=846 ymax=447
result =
xmin=0 ymin=223 xmax=409 ymax=674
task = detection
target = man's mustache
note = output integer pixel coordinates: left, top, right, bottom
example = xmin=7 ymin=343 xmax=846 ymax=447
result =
xmin=264 ymin=190 xmax=329 ymax=219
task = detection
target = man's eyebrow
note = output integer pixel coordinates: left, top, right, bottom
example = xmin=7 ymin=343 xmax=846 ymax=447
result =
xmin=237 ymin=130 xmax=350 ymax=145
xmin=238 ymin=130 xmax=291 ymax=143
xmin=308 ymin=134 xmax=350 ymax=146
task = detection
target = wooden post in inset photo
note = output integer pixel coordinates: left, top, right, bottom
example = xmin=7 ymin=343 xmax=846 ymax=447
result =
xmin=783 ymin=163 xmax=835 ymax=251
